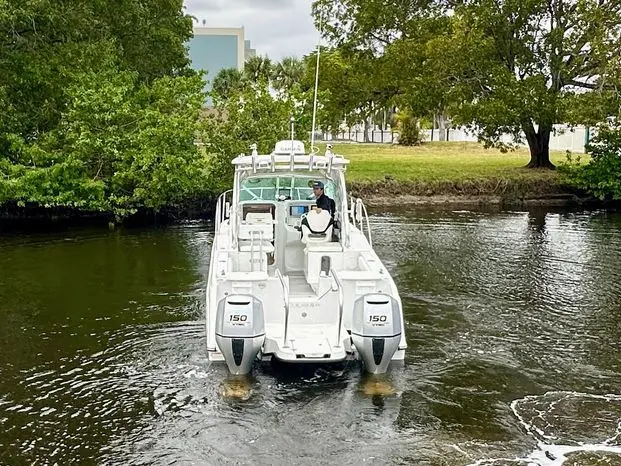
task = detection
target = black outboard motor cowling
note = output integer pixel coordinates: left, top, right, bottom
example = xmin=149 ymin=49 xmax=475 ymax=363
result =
xmin=351 ymin=294 xmax=402 ymax=374
xmin=215 ymin=295 xmax=265 ymax=375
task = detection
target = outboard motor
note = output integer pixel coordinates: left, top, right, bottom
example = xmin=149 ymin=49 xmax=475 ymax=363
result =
xmin=351 ymin=294 xmax=402 ymax=374
xmin=215 ymin=295 xmax=265 ymax=375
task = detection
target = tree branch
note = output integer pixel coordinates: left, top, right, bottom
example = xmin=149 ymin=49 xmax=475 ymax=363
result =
xmin=566 ymin=79 xmax=614 ymax=90
xmin=368 ymin=31 xmax=391 ymax=46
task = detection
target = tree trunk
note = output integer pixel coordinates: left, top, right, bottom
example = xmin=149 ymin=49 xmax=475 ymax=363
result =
xmin=438 ymin=113 xmax=447 ymax=141
xmin=363 ymin=117 xmax=371 ymax=143
xmin=523 ymin=122 xmax=555 ymax=169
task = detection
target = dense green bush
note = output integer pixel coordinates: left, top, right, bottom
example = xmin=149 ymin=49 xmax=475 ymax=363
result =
xmin=560 ymin=123 xmax=621 ymax=200
xmin=393 ymin=110 xmax=424 ymax=146
xmin=0 ymin=70 xmax=209 ymax=218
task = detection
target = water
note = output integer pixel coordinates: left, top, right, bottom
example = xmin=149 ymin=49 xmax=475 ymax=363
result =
xmin=1 ymin=208 xmax=621 ymax=465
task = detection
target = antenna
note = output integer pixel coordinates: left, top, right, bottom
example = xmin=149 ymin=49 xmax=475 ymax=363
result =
xmin=310 ymin=10 xmax=324 ymax=153
xmin=290 ymin=116 xmax=295 ymax=171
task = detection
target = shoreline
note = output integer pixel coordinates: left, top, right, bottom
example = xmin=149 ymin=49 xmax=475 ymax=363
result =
xmin=1 ymin=192 xmax=612 ymax=232
xmin=362 ymin=192 xmax=601 ymax=207
xmin=346 ymin=177 xmax=612 ymax=209
xmin=4 ymin=142 xmax=602 ymax=228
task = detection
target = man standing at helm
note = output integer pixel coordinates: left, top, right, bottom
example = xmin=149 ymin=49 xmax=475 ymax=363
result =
xmin=312 ymin=181 xmax=336 ymax=217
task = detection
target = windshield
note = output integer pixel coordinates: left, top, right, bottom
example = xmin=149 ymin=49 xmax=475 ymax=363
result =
xmin=240 ymin=176 xmax=337 ymax=201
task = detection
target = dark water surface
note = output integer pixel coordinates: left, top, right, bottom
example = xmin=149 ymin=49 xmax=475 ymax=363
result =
xmin=1 ymin=208 xmax=621 ymax=465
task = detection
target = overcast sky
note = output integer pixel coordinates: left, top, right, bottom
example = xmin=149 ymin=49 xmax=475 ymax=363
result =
xmin=183 ymin=0 xmax=319 ymax=60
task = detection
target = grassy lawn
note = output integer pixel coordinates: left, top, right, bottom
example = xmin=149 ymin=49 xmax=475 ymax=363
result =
xmin=318 ymin=142 xmax=574 ymax=183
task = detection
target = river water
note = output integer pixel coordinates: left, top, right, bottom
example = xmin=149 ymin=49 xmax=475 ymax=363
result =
xmin=1 ymin=207 xmax=621 ymax=465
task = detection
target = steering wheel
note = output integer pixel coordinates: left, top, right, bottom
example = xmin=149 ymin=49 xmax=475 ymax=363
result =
xmin=296 ymin=209 xmax=319 ymax=231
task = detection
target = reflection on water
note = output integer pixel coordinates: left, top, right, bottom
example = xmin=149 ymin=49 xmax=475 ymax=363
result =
xmin=1 ymin=209 xmax=621 ymax=464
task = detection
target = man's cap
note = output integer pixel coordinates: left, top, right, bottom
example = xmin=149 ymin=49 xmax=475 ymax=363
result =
xmin=312 ymin=181 xmax=324 ymax=189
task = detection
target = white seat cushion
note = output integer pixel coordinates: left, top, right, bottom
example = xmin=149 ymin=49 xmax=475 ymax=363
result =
xmin=238 ymin=240 xmax=274 ymax=253
xmin=305 ymin=241 xmax=342 ymax=252
xmin=245 ymin=212 xmax=273 ymax=224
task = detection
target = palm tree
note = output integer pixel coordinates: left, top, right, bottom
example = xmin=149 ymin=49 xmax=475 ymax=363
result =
xmin=211 ymin=68 xmax=247 ymax=100
xmin=272 ymin=56 xmax=306 ymax=94
xmin=244 ymin=55 xmax=273 ymax=84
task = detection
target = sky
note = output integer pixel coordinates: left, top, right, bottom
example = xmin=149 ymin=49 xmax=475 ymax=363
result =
xmin=183 ymin=0 xmax=320 ymax=60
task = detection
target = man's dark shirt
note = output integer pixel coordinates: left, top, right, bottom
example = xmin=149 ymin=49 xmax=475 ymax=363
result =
xmin=315 ymin=193 xmax=336 ymax=216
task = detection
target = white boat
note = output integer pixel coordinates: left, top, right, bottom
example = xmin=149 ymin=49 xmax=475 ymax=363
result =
xmin=206 ymin=139 xmax=407 ymax=375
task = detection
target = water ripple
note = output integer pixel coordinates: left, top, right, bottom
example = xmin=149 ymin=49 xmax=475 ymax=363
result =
xmin=3 ymin=210 xmax=621 ymax=464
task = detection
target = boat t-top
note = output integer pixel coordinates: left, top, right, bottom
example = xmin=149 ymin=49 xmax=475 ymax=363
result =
xmin=206 ymin=139 xmax=407 ymax=375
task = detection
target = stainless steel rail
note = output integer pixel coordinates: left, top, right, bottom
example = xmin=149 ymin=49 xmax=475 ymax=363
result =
xmin=275 ymin=269 xmax=290 ymax=348
xmin=330 ymin=268 xmax=344 ymax=348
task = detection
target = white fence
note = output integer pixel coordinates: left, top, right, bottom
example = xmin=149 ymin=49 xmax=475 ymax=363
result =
xmin=324 ymin=130 xmax=398 ymax=144
xmin=324 ymin=125 xmax=590 ymax=153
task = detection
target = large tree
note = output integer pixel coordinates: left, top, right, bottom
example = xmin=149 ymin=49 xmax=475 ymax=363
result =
xmin=212 ymin=68 xmax=248 ymax=101
xmin=313 ymin=0 xmax=621 ymax=168
xmin=301 ymin=48 xmax=399 ymax=140
xmin=0 ymin=0 xmax=193 ymax=153
xmin=272 ymin=56 xmax=307 ymax=94
xmin=244 ymin=55 xmax=273 ymax=84
xmin=0 ymin=0 xmax=207 ymax=216
xmin=205 ymin=83 xmax=293 ymax=191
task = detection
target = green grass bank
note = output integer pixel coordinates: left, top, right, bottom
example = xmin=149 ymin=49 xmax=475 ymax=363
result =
xmin=323 ymin=142 xmax=584 ymax=205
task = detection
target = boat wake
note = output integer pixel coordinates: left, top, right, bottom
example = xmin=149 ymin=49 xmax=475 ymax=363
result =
xmin=469 ymin=391 xmax=621 ymax=465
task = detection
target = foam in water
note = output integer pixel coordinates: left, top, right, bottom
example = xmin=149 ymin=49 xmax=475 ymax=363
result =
xmin=467 ymin=391 xmax=621 ymax=465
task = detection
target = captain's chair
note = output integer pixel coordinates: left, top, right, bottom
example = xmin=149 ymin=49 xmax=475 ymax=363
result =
xmin=301 ymin=209 xmax=334 ymax=243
